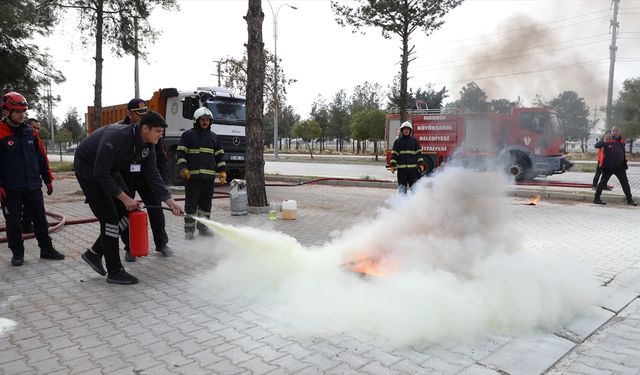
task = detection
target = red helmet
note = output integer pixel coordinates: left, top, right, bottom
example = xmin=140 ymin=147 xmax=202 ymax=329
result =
xmin=2 ymin=92 xmax=28 ymax=111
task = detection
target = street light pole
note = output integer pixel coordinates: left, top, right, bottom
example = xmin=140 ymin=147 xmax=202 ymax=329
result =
xmin=267 ymin=1 xmax=297 ymax=159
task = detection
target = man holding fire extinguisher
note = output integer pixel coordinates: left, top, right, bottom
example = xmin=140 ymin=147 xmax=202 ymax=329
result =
xmin=74 ymin=111 xmax=183 ymax=285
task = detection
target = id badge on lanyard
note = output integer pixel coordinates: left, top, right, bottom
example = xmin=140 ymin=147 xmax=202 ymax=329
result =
xmin=130 ymin=164 xmax=141 ymax=172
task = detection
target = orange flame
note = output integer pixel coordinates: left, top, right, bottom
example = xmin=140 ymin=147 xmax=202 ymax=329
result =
xmin=344 ymin=254 xmax=399 ymax=277
xmin=527 ymin=195 xmax=541 ymax=205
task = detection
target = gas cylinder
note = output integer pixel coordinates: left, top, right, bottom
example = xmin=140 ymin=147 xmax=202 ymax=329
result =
xmin=128 ymin=210 xmax=149 ymax=257
xmin=229 ymin=179 xmax=248 ymax=216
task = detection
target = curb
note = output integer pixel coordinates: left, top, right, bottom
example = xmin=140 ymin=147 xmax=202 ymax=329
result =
xmin=265 ymin=175 xmax=630 ymax=204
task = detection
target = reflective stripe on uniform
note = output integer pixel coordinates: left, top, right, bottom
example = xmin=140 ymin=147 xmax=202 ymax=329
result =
xmin=176 ymin=158 xmax=187 ymax=164
xmin=398 ymin=150 xmax=421 ymax=155
xmin=216 ymin=161 xmax=226 ymax=168
xmin=396 ymin=164 xmax=418 ymax=169
xmin=105 ymin=223 xmax=119 ymax=238
xmin=188 ymin=169 xmax=217 ymax=176
xmin=118 ymin=216 xmax=129 ymax=231
xmin=186 ymin=147 xmax=215 ymax=154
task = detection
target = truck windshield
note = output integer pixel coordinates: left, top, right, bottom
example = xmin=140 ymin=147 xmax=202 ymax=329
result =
xmin=548 ymin=113 xmax=561 ymax=134
xmin=205 ymin=99 xmax=246 ymax=125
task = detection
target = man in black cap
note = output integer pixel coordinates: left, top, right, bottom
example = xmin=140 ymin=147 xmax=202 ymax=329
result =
xmin=119 ymin=99 xmax=172 ymax=261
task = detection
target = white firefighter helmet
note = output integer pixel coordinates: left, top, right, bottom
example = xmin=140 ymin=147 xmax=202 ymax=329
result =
xmin=400 ymin=121 xmax=413 ymax=131
xmin=193 ymin=107 xmax=213 ymax=122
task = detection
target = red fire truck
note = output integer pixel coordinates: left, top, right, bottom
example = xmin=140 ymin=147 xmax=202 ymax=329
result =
xmin=385 ymin=107 xmax=573 ymax=181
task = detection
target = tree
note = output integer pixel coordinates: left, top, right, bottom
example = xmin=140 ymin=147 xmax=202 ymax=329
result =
xmin=332 ymin=0 xmax=463 ymax=122
xmin=219 ymin=50 xmax=296 ymax=114
xmin=244 ymin=0 xmax=268 ymax=208
xmin=612 ymin=78 xmax=640 ymax=153
xmin=548 ymin=91 xmax=590 ymax=149
xmin=446 ymin=82 xmax=489 ymax=113
xmin=328 ymin=89 xmax=351 ymax=151
xmin=310 ymin=96 xmax=330 ymax=151
xmin=414 ymin=84 xmax=448 ymax=110
xmin=293 ymin=120 xmax=322 ymax=159
xmin=350 ymin=108 xmax=386 ymax=160
xmin=0 ymin=0 xmax=64 ymax=101
xmin=61 ymin=107 xmax=84 ymax=142
xmin=490 ymin=98 xmax=520 ymax=114
xmin=47 ymin=0 xmax=178 ymax=130
xmin=350 ymin=81 xmax=383 ymax=114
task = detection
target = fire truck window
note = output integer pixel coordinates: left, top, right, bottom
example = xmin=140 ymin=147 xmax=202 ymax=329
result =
xmin=520 ymin=113 xmax=544 ymax=134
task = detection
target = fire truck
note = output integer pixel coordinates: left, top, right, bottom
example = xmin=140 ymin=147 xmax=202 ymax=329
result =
xmin=385 ymin=107 xmax=572 ymax=181
xmin=87 ymin=87 xmax=246 ymax=184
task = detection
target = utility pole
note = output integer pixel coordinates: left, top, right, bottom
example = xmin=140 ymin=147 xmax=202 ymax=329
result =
xmin=606 ymin=0 xmax=620 ymax=129
xmin=212 ymin=60 xmax=222 ymax=87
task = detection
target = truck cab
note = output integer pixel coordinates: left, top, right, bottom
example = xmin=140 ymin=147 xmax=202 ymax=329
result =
xmin=152 ymin=87 xmax=247 ymax=184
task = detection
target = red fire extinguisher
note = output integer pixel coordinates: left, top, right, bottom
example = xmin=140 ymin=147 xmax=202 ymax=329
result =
xmin=129 ymin=210 xmax=149 ymax=257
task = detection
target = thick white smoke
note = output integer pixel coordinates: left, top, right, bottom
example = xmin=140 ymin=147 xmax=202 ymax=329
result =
xmin=194 ymin=167 xmax=599 ymax=346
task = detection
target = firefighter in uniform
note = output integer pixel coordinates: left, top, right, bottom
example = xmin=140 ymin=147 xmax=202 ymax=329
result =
xmin=74 ymin=111 xmax=183 ymax=285
xmin=0 ymin=92 xmax=65 ymax=266
xmin=177 ymin=107 xmax=226 ymax=240
xmin=118 ymin=99 xmax=171 ymax=261
xmin=389 ymin=121 xmax=426 ymax=194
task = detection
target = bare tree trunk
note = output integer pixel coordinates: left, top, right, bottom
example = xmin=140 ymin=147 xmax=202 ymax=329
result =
xmin=244 ymin=0 xmax=267 ymax=208
xmin=399 ymin=28 xmax=409 ymax=123
xmin=93 ymin=0 xmax=104 ymax=130
xmin=374 ymin=140 xmax=378 ymax=161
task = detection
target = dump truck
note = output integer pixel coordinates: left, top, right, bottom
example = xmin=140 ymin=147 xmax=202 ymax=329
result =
xmin=87 ymin=87 xmax=246 ymax=184
xmin=385 ymin=107 xmax=573 ymax=181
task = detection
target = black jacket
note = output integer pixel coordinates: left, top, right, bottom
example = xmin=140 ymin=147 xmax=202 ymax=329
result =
xmin=74 ymin=123 xmax=171 ymax=201
xmin=119 ymin=117 xmax=169 ymax=183
xmin=176 ymin=126 xmax=226 ymax=180
xmin=390 ymin=134 xmax=425 ymax=170
xmin=0 ymin=119 xmax=53 ymax=190
xmin=595 ymin=136 xmax=627 ymax=169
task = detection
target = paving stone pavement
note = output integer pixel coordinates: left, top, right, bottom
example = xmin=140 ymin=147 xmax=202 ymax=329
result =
xmin=0 ymin=172 xmax=639 ymax=375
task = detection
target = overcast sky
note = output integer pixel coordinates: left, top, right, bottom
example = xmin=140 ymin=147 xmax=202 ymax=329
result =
xmin=41 ymin=0 xmax=640 ymax=123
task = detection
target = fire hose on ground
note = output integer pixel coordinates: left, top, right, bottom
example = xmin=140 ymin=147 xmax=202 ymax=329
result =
xmin=0 ymin=176 xmax=604 ymax=243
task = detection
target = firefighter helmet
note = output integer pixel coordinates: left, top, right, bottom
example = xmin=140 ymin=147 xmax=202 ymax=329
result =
xmin=400 ymin=121 xmax=413 ymax=131
xmin=2 ymin=92 xmax=28 ymax=111
xmin=193 ymin=107 xmax=213 ymax=122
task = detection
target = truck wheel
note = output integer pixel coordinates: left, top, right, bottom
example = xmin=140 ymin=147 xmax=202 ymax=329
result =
xmin=507 ymin=157 xmax=533 ymax=182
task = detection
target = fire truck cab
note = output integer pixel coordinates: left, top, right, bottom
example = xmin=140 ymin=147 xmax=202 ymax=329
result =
xmin=385 ymin=107 xmax=572 ymax=181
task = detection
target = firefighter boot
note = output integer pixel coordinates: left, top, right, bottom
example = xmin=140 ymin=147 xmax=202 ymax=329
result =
xmin=156 ymin=244 xmax=173 ymax=257
xmin=81 ymin=249 xmax=106 ymax=276
xmin=185 ymin=232 xmax=195 ymax=241
xmin=593 ymin=198 xmax=606 ymax=205
xmin=106 ymin=268 xmax=139 ymax=285
xmin=40 ymin=246 xmax=65 ymax=260
xmin=11 ymin=254 xmax=24 ymax=266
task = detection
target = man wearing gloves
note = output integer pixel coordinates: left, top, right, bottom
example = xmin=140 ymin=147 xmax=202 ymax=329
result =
xmin=0 ymin=92 xmax=65 ymax=266
xmin=176 ymin=107 xmax=226 ymax=240
xmin=389 ymin=121 xmax=426 ymax=194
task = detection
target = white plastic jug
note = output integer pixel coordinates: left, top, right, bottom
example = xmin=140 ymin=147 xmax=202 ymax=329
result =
xmin=281 ymin=200 xmax=297 ymax=220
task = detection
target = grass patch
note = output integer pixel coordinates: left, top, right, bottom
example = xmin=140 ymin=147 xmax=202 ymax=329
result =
xmin=49 ymin=161 xmax=74 ymax=172
xmin=580 ymin=164 xmax=597 ymax=173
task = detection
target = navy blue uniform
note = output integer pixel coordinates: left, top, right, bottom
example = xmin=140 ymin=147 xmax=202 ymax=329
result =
xmin=74 ymin=123 xmax=171 ymax=274
xmin=390 ymin=132 xmax=425 ymax=193
xmin=0 ymin=118 xmax=56 ymax=259
xmin=176 ymin=125 xmax=226 ymax=234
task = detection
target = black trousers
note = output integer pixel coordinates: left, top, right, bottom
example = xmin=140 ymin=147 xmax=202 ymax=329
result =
xmin=184 ymin=179 xmax=214 ymax=233
xmin=397 ymin=168 xmax=419 ymax=193
xmin=2 ymin=189 xmax=53 ymax=257
xmin=121 ymin=172 xmax=168 ymax=249
xmin=595 ymin=165 xmax=633 ymax=201
xmin=77 ymin=176 xmax=127 ymax=275
xmin=592 ymin=166 xmax=602 ymax=188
